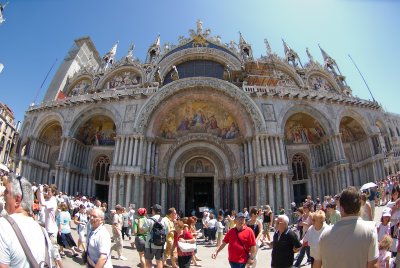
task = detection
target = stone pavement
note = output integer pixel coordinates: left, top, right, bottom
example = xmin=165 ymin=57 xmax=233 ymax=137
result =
xmin=61 ymin=206 xmax=385 ymax=267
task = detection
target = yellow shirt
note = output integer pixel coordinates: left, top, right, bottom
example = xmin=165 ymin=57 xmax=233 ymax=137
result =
xmin=164 ymin=216 xmax=175 ymax=242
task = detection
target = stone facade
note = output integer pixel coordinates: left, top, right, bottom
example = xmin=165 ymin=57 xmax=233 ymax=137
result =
xmin=17 ymin=22 xmax=400 ymax=214
xmin=0 ymin=103 xmax=19 ymax=170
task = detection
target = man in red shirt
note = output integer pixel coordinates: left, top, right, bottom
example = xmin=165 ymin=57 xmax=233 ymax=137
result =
xmin=212 ymin=212 xmax=256 ymax=268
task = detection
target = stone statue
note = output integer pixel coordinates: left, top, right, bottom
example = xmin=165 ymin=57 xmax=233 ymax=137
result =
xmin=171 ymin=65 xmax=179 ymax=81
xmin=154 ymin=66 xmax=162 ymax=84
xmin=223 ymin=65 xmax=231 ymax=81
xmin=127 ymin=42 xmax=135 ymax=60
xmin=0 ymin=2 xmax=8 ymax=24
xmin=196 ymin=19 xmax=203 ymax=35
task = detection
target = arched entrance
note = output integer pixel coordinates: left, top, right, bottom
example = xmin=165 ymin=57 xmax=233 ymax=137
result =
xmin=184 ymin=157 xmax=215 ymax=216
xmin=92 ymin=155 xmax=110 ymax=202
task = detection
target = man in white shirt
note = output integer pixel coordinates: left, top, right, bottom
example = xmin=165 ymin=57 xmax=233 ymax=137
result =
xmin=39 ymin=184 xmax=63 ymax=267
xmin=0 ymin=174 xmax=54 ymax=268
xmin=314 ymin=187 xmax=379 ymax=268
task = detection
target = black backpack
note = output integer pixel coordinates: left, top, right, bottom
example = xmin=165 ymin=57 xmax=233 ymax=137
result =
xmin=149 ymin=217 xmax=166 ymax=247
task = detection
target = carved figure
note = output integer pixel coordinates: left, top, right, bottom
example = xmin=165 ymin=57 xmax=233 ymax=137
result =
xmin=196 ymin=19 xmax=203 ymax=35
xmin=264 ymin=38 xmax=272 ymax=55
xmin=154 ymin=66 xmax=162 ymax=84
xmin=171 ymin=65 xmax=179 ymax=81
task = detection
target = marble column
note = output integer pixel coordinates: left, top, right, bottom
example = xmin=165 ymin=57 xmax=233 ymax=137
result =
xmin=161 ymin=179 xmax=166 ymax=213
xmin=260 ymin=136 xmax=266 ymax=166
xmin=275 ymin=137 xmax=282 ymax=165
xmin=248 ymin=140 xmax=254 ymax=172
xmin=270 ymin=137 xmax=276 ymax=166
xmin=125 ymin=174 xmax=133 ymax=207
xmin=280 ymin=136 xmax=286 ymax=165
xmin=65 ymin=171 xmax=71 ymax=194
xmin=243 ymin=142 xmax=248 ymax=173
xmin=268 ymin=174 xmax=274 ymax=210
xmin=138 ymin=137 xmax=144 ymax=168
xmin=275 ymin=174 xmax=282 ymax=210
xmin=255 ymin=136 xmax=262 ymax=167
xmin=113 ymin=137 xmax=121 ymax=165
xmin=134 ymin=175 xmax=140 ymax=206
xmin=233 ymin=179 xmax=239 ymax=211
xmin=282 ymin=173 xmax=290 ymax=210
xmin=132 ymin=137 xmax=139 ymax=166
xmin=146 ymin=141 xmax=152 ymax=173
xmin=259 ymin=175 xmax=266 ymax=205
xmin=265 ymin=136 xmax=272 ymax=166
xmin=111 ymin=174 xmax=118 ymax=208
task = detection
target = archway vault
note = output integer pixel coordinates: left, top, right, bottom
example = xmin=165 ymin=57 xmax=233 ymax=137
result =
xmin=160 ymin=133 xmax=239 ymax=178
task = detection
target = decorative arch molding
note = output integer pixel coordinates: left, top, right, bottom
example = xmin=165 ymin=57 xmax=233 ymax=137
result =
xmin=304 ymin=69 xmax=342 ymax=93
xmin=32 ymin=112 xmax=64 ymax=137
xmin=336 ymin=109 xmax=373 ymax=136
xmin=65 ymin=74 xmax=94 ymax=95
xmin=261 ymin=59 xmax=305 ymax=89
xmin=174 ymin=149 xmax=224 ymax=179
xmin=96 ymin=64 xmax=146 ymax=90
xmin=135 ymin=77 xmax=267 ymax=134
xmin=155 ymin=47 xmax=242 ymax=80
xmin=68 ymin=104 xmax=122 ymax=137
xmin=279 ymin=104 xmax=335 ymax=136
xmin=375 ymin=117 xmax=389 ymax=134
xmin=160 ymin=133 xmax=239 ymax=178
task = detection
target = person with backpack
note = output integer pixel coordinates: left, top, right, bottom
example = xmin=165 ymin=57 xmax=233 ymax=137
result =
xmin=143 ymin=204 xmax=167 ymax=268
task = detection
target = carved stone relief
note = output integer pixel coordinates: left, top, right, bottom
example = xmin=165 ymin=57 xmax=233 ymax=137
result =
xmin=124 ymin=104 xmax=138 ymax=122
xmin=261 ymin=104 xmax=276 ymax=122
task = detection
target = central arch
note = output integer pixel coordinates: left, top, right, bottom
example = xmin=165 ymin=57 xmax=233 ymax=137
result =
xmin=162 ymin=134 xmax=238 ymax=214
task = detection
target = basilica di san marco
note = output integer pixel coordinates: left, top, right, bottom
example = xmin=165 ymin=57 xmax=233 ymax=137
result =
xmin=16 ymin=21 xmax=400 ymax=214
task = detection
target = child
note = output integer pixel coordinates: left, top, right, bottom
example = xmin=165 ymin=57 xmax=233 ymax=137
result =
xmin=216 ymin=216 xmax=224 ymax=247
xmin=377 ymin=209 xmax=391 ymax=242
xmin=378 ymin=235 xmax=392 ymax=268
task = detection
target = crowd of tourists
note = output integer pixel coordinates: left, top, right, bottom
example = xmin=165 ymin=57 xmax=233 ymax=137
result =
xmin=1 ymin=170 xmax=400 ymax=267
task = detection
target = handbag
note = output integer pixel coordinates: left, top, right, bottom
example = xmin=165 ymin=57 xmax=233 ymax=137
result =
xmin=4 ymin=215 xmax=50 ymax=268
xmin=178 ymin=241 xmax=196 ymax=253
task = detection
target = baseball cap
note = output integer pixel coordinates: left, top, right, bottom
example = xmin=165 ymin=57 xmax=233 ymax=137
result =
xmin=138 ymin=208 xmax=147 ymax=216
xmin=151 ymin=204 xmax=162 ymax=213
xmin=236 ymin=212 xmax=246 ymax=218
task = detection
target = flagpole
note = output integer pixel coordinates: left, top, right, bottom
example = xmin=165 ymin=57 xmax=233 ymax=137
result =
xmin=33 ymin=58 xmax=58 ymax=105
xmin=348 ymin=54 xmax=376 ymax=103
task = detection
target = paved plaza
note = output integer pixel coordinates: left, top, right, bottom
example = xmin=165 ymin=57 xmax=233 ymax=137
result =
xmin=61 ymin=206 xmax=384 ymax=268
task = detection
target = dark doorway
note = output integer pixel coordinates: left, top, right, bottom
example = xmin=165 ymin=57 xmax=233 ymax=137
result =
xmin=293 ymin=183 xmax=307 ymax=205
xmin=95 ymin=184 xmax=109 ymax=203
xmin=185 ymin=177 xmax=214 ymax=216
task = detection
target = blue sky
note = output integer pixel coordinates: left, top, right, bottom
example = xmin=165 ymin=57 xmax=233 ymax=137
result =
xmin=1 ymin=0 xmax=399 ymax=123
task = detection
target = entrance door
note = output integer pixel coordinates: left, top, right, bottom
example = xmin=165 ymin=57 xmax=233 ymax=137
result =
xmin=293 ymin=183 xmax=307 ymax=205
xmin=95 ymin=184 xmax=109 ymax=203
xmin=185 ymin=177 xmax=214 ymax=216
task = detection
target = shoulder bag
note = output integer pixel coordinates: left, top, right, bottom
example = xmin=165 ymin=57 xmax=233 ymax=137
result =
xmin=235 ymin=228 xmax=250 ymax=259
xmin=4 ymin=215 xmax=50 ymax=268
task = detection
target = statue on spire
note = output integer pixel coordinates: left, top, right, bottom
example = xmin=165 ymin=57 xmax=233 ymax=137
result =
xmin=103 ymin=41 xmax=119 ymax=70
xmin=238 ymin=32 xmax=253 ymax=61
xmin=197 ymin=19 xmax=203 ymax=35
xmin=147 ymin=34 xmax=161 ymax=63
xmin=282 ymin=39 xmax=303 ymax=68
xmin=0 ymin=2 xmax=9 ymax=25
xmin=319 ymin=44 xmax=342 ymax=75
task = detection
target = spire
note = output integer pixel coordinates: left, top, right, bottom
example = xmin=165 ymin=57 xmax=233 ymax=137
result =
xmin=239 ymin=31 xmax=248 ymax=46
xmin=103 ymin=41 xmax=119 ymax=68
xmin=126 ymin=42 xmax=135 ymax=61
xmin=264 ymin=38 xmax=273 ymax=55
xmin=282 ymin=39 xmax=302 ymax=68
xmin=318 ymin=44 xmax=342 ymax=75
xmin=147 ymin=34 xmax=161 ymax=63
xmin=306 ymin=47 xmax=314 ymax=63
xmin=238 ymin=31 xmax=252 ymax=61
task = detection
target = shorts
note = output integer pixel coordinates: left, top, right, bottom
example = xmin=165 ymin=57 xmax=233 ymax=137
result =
xmin=145 ymin=247 xmax=163 ymax=261
xmin=263 ymin=222 xmax=270 ymax=234
xmin=217 ymin=232 xmax=223 ymax=241
xmin=164 ymin=240 xmax=173 ymax=258
xmin=135 ymin=236 xmax=146 ymax=252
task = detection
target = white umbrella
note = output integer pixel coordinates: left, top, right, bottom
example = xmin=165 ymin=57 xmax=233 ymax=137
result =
xmin=0 ymin=163 xmax=9 ymax=173
xmin=360 ymin=182 xmax=377 ymax=192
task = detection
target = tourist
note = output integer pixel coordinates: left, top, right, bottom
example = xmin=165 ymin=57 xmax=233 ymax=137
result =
xmin=267 ymin=214 xmax=302 ymax=268
xmin=143 ymin=204 xmax=167 ymax=268
xmin=246 ymin=207 xmax=263 ymax=268
xmin=227 ymin=210 xmax=237 ymax=230
xmin=302 ymin=210 xmax=330 ymax=267
xmin=38 ymin=183 xmax=63 ymax=267
xmin=74 ymin=204 xmax=88 ymax=252
xmin=135 ymin=207 xmax=148 ymax=268
xmin=314 ymin=186 xmax=379 ymax=268
xmin=207 ymin=213 xmax=217 ymax=245
xmin=377 ymin=209 xmax=391 ymax=242
xmin=326 ymin=203 xmax=341 ymax=225
xmin=86 ymin=208 xmax=112 ymax=268
xmin=216 ymin=215 xmax=225 ymax=247
xmin=57 ymin=202 xmax=78 ymax=256
xmin=202 ymin=209 xmax=210 ymax=242
xmin=378 ymin=235 xmax=392 ymax=268
xmin=121 ymin=207 xmax=131 ymax=240
xmin=243 ymin=207 xmax=249 ymax=219
xmin=360 ymin=193 xmax=373 ymax=221
xmin=212 ymin=212 xmax=256 ymax=268
xmin=163 ymin=207 xmax=178 ymax=268
xmin=261 ymin=205 xmax=273 ymax=245
xmin=0 ymin=175 xmax=54 ymax=267
xmin=187 ymin=216 xmax=202 ymax=265
xmin=171 ymin=220 xmax=196 ymax=268
xmin=110 ymin=204 xmax=127 ymax=260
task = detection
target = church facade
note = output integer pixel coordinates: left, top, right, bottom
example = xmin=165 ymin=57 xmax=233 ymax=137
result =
xmin=17 ymin=22 xmax=400 ymax=214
